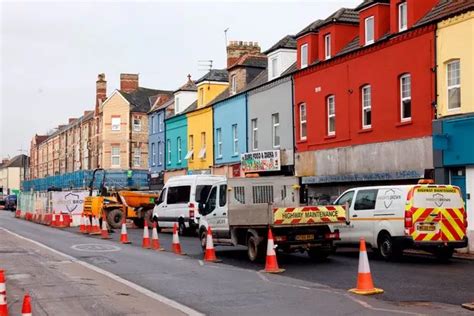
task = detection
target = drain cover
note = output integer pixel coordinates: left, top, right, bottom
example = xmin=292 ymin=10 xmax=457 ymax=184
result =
xmin=71 ymin=244 xmax=121 ymax=252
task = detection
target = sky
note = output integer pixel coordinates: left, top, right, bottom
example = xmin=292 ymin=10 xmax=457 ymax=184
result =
xmin=0 ymin=0 xmax=360 ymax=159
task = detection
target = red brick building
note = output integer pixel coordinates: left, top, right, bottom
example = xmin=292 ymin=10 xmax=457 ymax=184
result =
xmin=293 ymin=0 xmax=439 ymax=201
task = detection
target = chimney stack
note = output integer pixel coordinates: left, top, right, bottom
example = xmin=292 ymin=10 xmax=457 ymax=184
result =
xmin=95 ymin=73 xmax=107 ymax=115
xmin=226 ymin=41 xmax=261 ymax=68
xmin=120 ymin=73 xmax=139 ymax=93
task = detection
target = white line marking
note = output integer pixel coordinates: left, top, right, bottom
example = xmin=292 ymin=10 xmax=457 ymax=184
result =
xmin=198 ymin=260 xmax=204 ymax=266
xmin=0 ymin=228 xmax=204 ymax=316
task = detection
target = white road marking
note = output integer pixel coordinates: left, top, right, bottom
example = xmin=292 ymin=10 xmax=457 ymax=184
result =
xmin=70 ymin=243 xmax=121 ymax=252
xmin=0 ymin=228 xmax=204 ymax=316
xmin=198 ymin=260 xmax=204 ymax=266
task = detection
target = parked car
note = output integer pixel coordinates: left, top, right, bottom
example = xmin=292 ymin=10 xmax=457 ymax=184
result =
xmin=332 ymin=184 xmax=468 ymax=260
xmin=4 ymin=195 xmax=17 ymax=211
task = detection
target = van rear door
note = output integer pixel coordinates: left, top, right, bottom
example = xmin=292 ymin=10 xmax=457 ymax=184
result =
xmin=409 ymin=186 xmax=466 ymax=243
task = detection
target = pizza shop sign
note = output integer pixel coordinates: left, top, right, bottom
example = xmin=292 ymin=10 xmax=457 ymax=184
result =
xmin=241 ymin=150 xmax=281 ymax=173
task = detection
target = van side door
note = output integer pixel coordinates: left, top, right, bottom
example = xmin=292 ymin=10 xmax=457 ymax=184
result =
xmin=204 ymin=183 xmax=230 ymax=238
xmin=349 ymin=189 xmax=378 ymax=245
xmin=333 ymin=190 xmax=355 ymax=243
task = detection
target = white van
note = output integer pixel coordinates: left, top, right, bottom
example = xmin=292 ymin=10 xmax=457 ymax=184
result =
xmin=332 ymin=184 xmax=468 ymax=260
xmin=152 ymin=175 xmax=225 ymax=235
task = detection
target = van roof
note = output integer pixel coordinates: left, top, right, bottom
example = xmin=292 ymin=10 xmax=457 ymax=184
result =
xmin=166 ymin=175 xmax=226 ymax=182
xmin=348 ymin=184 xmax=458 ymax=191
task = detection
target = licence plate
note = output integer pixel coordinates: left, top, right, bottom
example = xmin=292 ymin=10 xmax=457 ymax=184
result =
xmin=295 ymin=234 xmax=314 ymax=241
xmin=417 ymin=224 xmax=436 ymax=232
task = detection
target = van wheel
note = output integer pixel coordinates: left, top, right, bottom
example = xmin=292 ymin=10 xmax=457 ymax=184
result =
xmin=200 ymin=228 xmax=207 ymax=252
xmin=107 ymin=209 xmax=123 ymax=229
xmin=434 ymin=247 xmax=454 ymax=261
xmin=377 ymin=233 xmax=402 ymax=261
xmin=178 ymin=221 xmax=187 ymax=236
xmin=247 ymin=235 xmax=265 ymax=262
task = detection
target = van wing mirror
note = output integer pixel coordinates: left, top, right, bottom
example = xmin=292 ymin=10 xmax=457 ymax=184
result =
xmin=345 ymin=201 xmax=351 ymax=225
xmin=198 ymin=202 xmax=206 ymax=214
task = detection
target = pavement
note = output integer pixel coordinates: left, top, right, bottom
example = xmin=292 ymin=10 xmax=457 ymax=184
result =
xmin=1 ymin=211 xmax=473 ymax=315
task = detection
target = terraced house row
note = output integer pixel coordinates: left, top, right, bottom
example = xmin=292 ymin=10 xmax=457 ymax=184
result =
xmin=27 ymin=0 xmax=473 ymax=218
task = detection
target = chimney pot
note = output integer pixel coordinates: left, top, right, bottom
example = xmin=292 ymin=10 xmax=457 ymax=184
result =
xmin=120 ymin=73 xmax=139 ymax=93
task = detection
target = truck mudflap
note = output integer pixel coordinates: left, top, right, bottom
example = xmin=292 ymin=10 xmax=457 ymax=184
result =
xmin=273 ymin=205 xmax=346 ymax=225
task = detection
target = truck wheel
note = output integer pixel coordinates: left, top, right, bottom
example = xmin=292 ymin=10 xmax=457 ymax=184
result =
xmin=200 ymin=228 xmax=207 ymax=252
xmin=377 ymin=232 xmax=402 ymax=261
xmin=107 ymin=209 xmax=123 ymax=229
xmin=144 ymin=209 xmax=154 ymax=228
xmin=434 ymin=247 xmax=454 ymax=262
xmin=307 ymin=248 xmax=331 ymax=261
xmin=247 ymin=235 xmax=265 ymax=262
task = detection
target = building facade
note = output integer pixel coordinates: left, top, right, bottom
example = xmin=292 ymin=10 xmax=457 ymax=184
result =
xmin=293 ymin=1 xmax=439 ymax=202
xmin=431 ymin=3 xmax=474 ymax=251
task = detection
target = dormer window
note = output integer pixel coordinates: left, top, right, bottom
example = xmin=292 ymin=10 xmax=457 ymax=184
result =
xmin=365 ymin=16 xmax=374 ymax=45
xmin=230 ymin=74 xmax=237 ymax=94
xmin=300 ymin=44 xmax=308 ymax=68
xmin=271 ymin=57 xmax=278 ymax=79
xmin=324 ymin=34 xmax=331 ymax=60
xmin=398 ymin=2 xmax=408 ymax=32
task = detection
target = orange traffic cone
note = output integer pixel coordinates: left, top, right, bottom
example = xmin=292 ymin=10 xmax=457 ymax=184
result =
xmin=261 ymin=228 xmax=285 ymax=273
xmin=58 ymin=213 xmax=65 ymax=228
xmin=0 ymin=270 xmax=7 ymax=316
xmin=142 ymin=223 xmax=151 ymax=249
xmin=79 ymin=214 xmax=86 ymax=233
xmin=151 ymin=222 xmax=164 ymax=251
xmin=204 ymin=226 xmax=221 ymax=263
xmin=51 ymin=213 xmax=58 ymax=227
xmin=21 ymin=294 xmax=31 ymax=316
xmin=101 ymin=219 xmax=111 ymax=239
xmin=120 ymin=219 xmax=131 ymax=244
xmin=89 ymin=217 xmax=101 ymax=235
xmin=85 ymin=216 xmax=91 ymax=233
xmin=349 ymin=238 xmax=383 ymax=295
xmin=172 ymin=223 xmax=184 ymax=255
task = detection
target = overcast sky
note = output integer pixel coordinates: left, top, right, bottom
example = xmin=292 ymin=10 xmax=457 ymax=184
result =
xmin=0 ymin=0 xmax=360 ymax=159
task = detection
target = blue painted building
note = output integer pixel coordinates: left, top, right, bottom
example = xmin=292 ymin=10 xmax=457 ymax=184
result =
xmin=148 ymin=96 xmax=171 ymax=189
xmin=213 ymin=93 xmax=247 ymax=169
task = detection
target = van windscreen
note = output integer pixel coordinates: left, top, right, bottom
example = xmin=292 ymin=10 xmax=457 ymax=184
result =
xmin=412 ymin=187 xmax=464 ymax=209
xmin=196 ymin=185 xmax=212 ymax=203
xmin=167 ymin=186 xmax=191 ymax=204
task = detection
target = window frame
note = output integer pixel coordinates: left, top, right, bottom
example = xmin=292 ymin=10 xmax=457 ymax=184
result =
xmin=158 ymin=113 xmax=164 ymax=132
xmin=177 ymin=137 xmax=182 ymax=163
xmin=400 ymin=74 xmax=412 ymax=121
xmin=361 ymin=85 xmax=372 ymax=129
xmin=232 ymin=124 xmax=238 ymax=156
xmin=251 ymin=118 xmax=258 ymax=151
xmin=271 ymin=57 xmax=278 ymax=78
xmin=324 ymin=34 xmax=331 ymax=60
xmin=299 ymin=103 xmax=307 ymax=140
xmin=111 ymin=146 xmax=120 ymax=167
xmin=167 ymin=139 xmax=171 ymax=165
xmin=158 ymin=141 xmax=163 ymax=166
xmin=188 ymin=134 xmax=194 ymax=161
xmin=200 ymin=132 xmax=206 ymax=159
xmin=216 ymin=128 xmax=223 ymax=158
xmin=133 ymin=117 xmax=141 ymax=132
xmin=231 ymin=74 xmax=237 ymax=94
xmin=446 ymin=59 xmax=461 ymax=110
xmin=151 ymin=142 xmax=156 ymax=166
xmin=133 ymin=147 xmax=141 ymax=167
xmin=327 ymin=95 xmax=336 ymax=136
xmin=111 ymin=117 xmax=121 ymax=131
xmin=365 ymin=16 xmax=375 ymax=45
xmin=272 ymin=113 xmax=280 ymax=148
xmin=300 ymin=43 xmax=308 ymax=68
xmin=398 ymin=2 xmax=408 ymax=32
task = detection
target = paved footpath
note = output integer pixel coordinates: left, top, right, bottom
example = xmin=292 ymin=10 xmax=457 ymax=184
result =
xmin=0 ymin=211 xmax=471 ymax=315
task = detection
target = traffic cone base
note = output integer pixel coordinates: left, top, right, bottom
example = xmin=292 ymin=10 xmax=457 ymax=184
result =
xmin=89 ymin=217 xmax=101 ymax=235
xmin=79 ymin=215 xmax=86 ymax=233
xmin=151 ymin=222 xmax=164 ymax=251
xmin=101 ymin=219 xmax=111 ymax=239
xmin=0 ymin=269 xmax=7 ymax=316
xmin=203 ymin=227 xmax=222 ymax=263
xmin=261 ymin=229 xmax=284 ymax=273
xmin=348 ymin=238 xmax=383 ymax=295
xmin=142 ymin=225 xmax=151 ymax=249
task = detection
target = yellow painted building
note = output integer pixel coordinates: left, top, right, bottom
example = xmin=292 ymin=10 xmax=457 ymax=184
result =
xmin=187 ymin=69 xmax=229 ymax=171
xmin=436 ymin=11 xmax=473 ymax=117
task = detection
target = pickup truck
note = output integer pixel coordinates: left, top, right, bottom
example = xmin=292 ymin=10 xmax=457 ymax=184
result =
xmin=197 ymin=176 xmax=348 ymax=261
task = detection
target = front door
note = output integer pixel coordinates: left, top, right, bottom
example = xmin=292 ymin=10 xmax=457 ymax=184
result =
xmin=451 ymin=170 xmax=467 ymax=203
xmin=205 ymin=183 xmax=229 ymax=238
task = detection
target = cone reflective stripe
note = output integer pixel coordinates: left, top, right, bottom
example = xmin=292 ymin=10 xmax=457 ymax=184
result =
xmin=204 ymin=226 xmax=221 ymax=263
xmin=261 ymin=228 xmax=285 ymax=273
xmin=101 ymin=219 xmax=111 ymax=239
xmin=142 ymin=224 xmax=151 ymax=249
xmin=58 ymin=213 xmax=65 ymax=228
xmin=349 ymin=238 xmax=383 ymax=295
xmin=79 ymin=215 xmax=86 ymax=233
xmin=0 ymin=270 xmax=7 ymax=316
xmin=172 ymin=223 xmax=184 ymax=255
xmin=120 ymin=220 xmax=131 ymax=244
xmin=21 ymin=294 xmax=32 ymax=316
xmin=151 ymin=222 xmax=164 ymax=251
